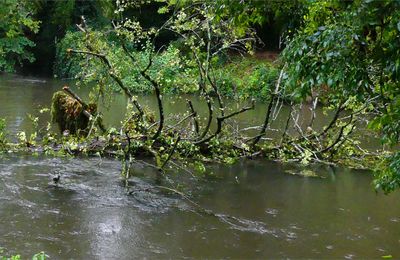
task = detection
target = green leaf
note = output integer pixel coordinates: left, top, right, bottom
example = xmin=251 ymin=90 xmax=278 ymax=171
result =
xmin=158 ymin=6 xmax=169 ymax=14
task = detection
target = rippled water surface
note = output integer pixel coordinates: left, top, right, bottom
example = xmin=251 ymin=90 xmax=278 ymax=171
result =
xmin=0 ymin=155 xmax=400 ymax=259
xmin=0 ymin=74 xmax=399 ymax=258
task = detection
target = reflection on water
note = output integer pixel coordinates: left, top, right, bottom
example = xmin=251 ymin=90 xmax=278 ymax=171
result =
xmin=0 ymin=73 xmax=332 ymax=138
xmin=0 ymin=155 xmax=399 ymax=259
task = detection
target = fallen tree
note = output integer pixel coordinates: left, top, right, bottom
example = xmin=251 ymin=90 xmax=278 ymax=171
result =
xmin=0 ymin=0 xmax=397 ymax=195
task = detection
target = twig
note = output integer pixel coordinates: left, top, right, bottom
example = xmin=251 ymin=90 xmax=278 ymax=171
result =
xmin=160 ymin=135 xmax=181 ymax=170
xmin=165 ymin=113 xmax=195 ymax=131
xmin=195 ymin=99 xmax=255 ymax=144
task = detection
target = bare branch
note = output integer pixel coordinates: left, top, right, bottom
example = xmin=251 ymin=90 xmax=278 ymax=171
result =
xmin=195 ymin=99 xmax=255 ymax=145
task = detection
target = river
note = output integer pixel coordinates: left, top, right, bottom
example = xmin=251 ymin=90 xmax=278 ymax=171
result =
xmin=0 ymin=74 xmax=399 ymax=258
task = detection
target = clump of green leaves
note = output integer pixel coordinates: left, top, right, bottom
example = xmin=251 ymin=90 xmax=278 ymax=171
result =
xmin=0 ymin=0 xmax=41 ymax=72
xmin=215 ymin=57 xmax=279 ymax=100
xmin=0 ymin=247 xmax=47 ymax=260
xmin=374 ymin=152 xmax=400 ymax=194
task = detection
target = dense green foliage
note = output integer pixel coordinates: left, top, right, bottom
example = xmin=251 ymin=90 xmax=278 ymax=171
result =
xmin=53 ymin=0 xmax=281 ymax=99
xmin=281 ymin=0 xmax=400 ymax=192
xmin=215 ymin=57 xmax=278 ymax=99
xmin=161 ymin=0 xmax=306 ymax=39
xmin=0 ymin=0 xmax=40 ymax=72
xmin=54 ymin=31 xmax=199 ymax=94
xmin=375 ymin=151 xmax=400 ymax=193
xmin=55 ymin=30 xmax=278 ymax=98
xmin=51 ymin=0 xmax=308 ymax=98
